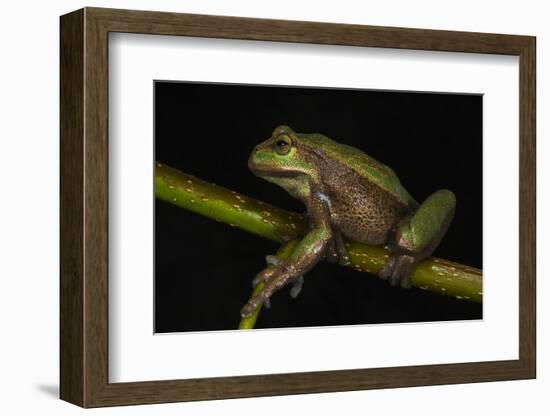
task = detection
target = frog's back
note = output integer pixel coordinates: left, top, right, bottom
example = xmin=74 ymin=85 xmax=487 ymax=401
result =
xmin=300 ymin=133 xmax=418 ymax=209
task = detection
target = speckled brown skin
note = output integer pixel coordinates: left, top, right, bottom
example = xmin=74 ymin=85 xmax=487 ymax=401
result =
xmin=319 ymin=161 xmax=412 ymax=246
xmin=240 ymin=126 xmax=455 ymax=318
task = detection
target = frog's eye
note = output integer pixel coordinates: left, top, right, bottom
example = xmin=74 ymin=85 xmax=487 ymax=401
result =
xmin=274 ymin=134 xmax=292 ymax=155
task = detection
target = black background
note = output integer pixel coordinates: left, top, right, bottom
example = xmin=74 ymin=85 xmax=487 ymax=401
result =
xmin=154 ymin=81 xmax=482 ymax=333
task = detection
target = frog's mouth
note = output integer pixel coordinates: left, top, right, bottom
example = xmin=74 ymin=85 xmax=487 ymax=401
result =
xmin=248 ymin=157 xmax=297 ymax=179
xmin=248 ymin=142 xmax=304 ymax=179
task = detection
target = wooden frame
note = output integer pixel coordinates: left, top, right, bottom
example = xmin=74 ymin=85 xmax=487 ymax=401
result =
xmin=60 ymin=7 xmax=536 ymax=408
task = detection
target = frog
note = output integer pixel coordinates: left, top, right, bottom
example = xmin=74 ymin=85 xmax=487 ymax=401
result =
xmin=240 ymin=125 xmax=456 ymax=318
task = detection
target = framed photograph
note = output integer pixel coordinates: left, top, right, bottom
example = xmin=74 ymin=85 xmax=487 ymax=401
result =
xmin=60 ymin=7 xmax=536 ymax=407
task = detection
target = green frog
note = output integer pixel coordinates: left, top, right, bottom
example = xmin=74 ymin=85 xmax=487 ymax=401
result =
xmin=240 ymin=125 xmax=456 ymax=318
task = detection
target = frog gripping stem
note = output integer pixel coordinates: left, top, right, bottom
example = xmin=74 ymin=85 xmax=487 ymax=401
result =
xmin=241 ymin=194 xmax=333 ymax=318
xmin=379 ymin=189 xmax=456 ymax=288
xmin=155 ymin=162 xmax=482 ymax=330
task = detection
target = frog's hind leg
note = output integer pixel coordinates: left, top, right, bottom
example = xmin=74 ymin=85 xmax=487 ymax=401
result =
xmin=380 ymin=189 xmax=456 ymax=288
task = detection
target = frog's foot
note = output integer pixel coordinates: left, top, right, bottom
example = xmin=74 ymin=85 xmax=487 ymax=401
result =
xmin=265 ymin=255 xmax=280 ymax=267
xmin=290 ymin=275 xmax=304 ymax=298
xmin=324 ymin=239 xmax=340 ymax=263
xmin=265 ymin=255 xmax=304 ymax=298
xmin=251 ymin=255 xmax=281 ymax=288
xmin=324 ymin=233 xmax=350 ymax=266
xmin=241 ymin=264 xmax=304 ymax=318
xmin=252 ymin=266 xmax=276 ymax=288
xmin=246 ymin=255 xmax=303 ymax=315
xmin=240 ymin=297 xmax=263 ymax=318
xmin=379 ymin=254 xmax=415 ymax=289
xmin=333 ymin=231 xmax=351 ymax=266
xmin=245 ymin=257 xmax=288 ymax=315
xmin=241 ymin=283 xmax=275 ymax=318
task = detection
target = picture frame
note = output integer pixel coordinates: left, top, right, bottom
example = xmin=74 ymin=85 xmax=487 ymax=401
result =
xmin=60 ymin=7 xmax=536 ymax=408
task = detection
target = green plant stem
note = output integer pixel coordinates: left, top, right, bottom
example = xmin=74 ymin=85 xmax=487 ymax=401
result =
xmin=155 ymin=162 xmax=483 ymax=316
xmin=155 ymin=162 xmax=306 ymax=243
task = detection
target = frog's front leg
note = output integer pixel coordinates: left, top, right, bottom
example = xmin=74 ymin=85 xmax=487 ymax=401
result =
xmin=240 ymin=195 xmax=332 ymax=318
xmin=380 ymin=189 xmax=456 ymax=288
xmin=240 ymin=227 xmax=332 ymax=317
xmin=252 ymin=254 xmax=302 ymax=308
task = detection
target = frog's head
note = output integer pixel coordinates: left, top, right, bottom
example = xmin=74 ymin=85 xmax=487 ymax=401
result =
xmin=248 ymin=125 xmax=319 ymax=178
xmin=248 ymin=125 xmax=320 ymax=199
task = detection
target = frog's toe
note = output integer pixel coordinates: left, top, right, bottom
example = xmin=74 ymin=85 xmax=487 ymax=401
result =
xmin=379 ymin=256 xmax=396 ymax=280
xmin=252 ymin=267 xmax=276 ymax=288
xmin=400 ymin=276 xmax=412 ymax=289
xmin=324 ymin=241 xmax=339 ymax=263
xmin=290 ymin=275 xmax=304 ymax=298
xmin=325 ymin=247 xmax=350 ymax=266
xmin=252 ymin=274 xmax=265 ymax=288
xmin=338 ymin=254 xmax=351 ymax=267
xmin=241 ymin=294 xmax=271 ymax=317
xmin=251 ymin=277 xmax=260 ymax=288
xmin=380 ymin=254 xmax=415 ymax=288
xmin=388 ymin=255 xmax=415 ymax=288
xmin=240 ymin=302 xmax=256 ymax=318
xmin=265 ymin=255 xmax=280 ymax=267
